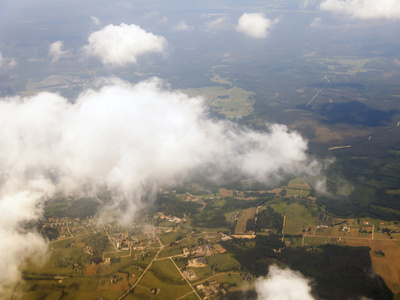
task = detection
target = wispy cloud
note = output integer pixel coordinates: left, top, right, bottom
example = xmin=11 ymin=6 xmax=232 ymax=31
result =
xmin=206 ymin=15 xmax=229 ymax=29
xmin=0 ymin=51 xmax=17 ymax=69
xmin=172 ymin=21 xmax=190 ymax=31
xmin=310 ymin=17 xmax=323 ymax=27
xmin=320 ymin=0 xmax=400 ymax=20
xmin=91 ymin=16 xmax=101 ymax=26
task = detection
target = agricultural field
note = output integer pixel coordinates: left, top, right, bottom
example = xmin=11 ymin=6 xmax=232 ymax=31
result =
xmin=131 ymin=259 xmax=191 ymax=299
xmin=180 ymin=86 xmax=255 ymax=118
xmin=206 ymin=254 xmax=241 ymax=272
xmin=269 ymin=201 xmax=318 ymax=235
xmin=218 ymin=188 xmax=234 ymax=198
xmin=369 ymin=240 xmax=400 ymax=293
xmin=234 ymin=207 xmax=257 ymax=234
xmin=287 ymin=177 xmax=311 ymax=190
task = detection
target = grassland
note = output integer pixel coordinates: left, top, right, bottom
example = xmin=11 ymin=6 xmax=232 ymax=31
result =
xmin=387 ymin=189 xmax=400 ymax=195
xmin=234 ymin=207 xmax=257 ymax=234
xmin=269 ymin=201 xmax=318 ymax=235
xmin=132 ymin=259 xmax=191 ymax=299
xmin=206 ymin=253 xmax=241 ymax=272
xmin=180 ymin=86 xmax=255 ymax=118
xmin=287 ymin=177 xmax=311 ymax=190
xmin=303 ymin=236 xmax=330 ymax=246
xmin=159 ymin=231 xmax=184 ymax=245
xmin=158 ymin=246 xmax=184 ymax=258
xmin=219 ymin=188 xmax=233 ymax=197
xmin=307 ymin=56 xmax=376 ymax=76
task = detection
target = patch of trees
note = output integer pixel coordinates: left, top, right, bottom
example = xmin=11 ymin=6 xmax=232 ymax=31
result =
xmin=223 ymin=235 xmax=392 ymax=300
xmin=83 ymin=234 xmax=110 ymax=264
xmin=153 ymin=194 xmax=202 ymax=218
xmin=192 ymin=198 xmax=270 ymax=230
xmin=319 ymin=155 xmax=400 ymax=221
xmin=374 ymin=188 xmax=400 ymax=210
xmin=255 ymin=206 xmax=283 ymax=232
xmin=110 ymin=257 xmax=121 ymax=264
xmin=45 ymin=197 xmax=99 ymax=219
xmin=246 ymin=219 xmax=255 ymax=232
xmin=222 ymin=290 xmax=257 ymax=300
xmin=279 ymin=245 xmax=392 ymax=300
xmin=222 ymin=235 xmax=284 ymax=276
xmin=279 ymin=188 xmax=287 ymax=196
xmin=40 ymin=226 xmax=59 ymax=240
xmin=317 ymin=196 xmax=400 ymax=221
xmin=191 ymin=212 xmax=230 ymax=228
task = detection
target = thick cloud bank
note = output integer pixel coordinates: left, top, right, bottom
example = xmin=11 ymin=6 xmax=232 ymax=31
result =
xmin=237 ymin=13 xmax=279 ymax=39
xmin=320 ymin=0 xmax=400 ymax=20
xmin=256 ymin=265 xmax=315 ymax=300
xmin=0 ymin=78 xmax=317 ymax=293
xmin=83 ymin=23 xmax=167 ymax=66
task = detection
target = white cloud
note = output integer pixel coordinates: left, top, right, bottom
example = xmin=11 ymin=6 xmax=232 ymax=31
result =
xmin=256 ymin=265 xmax=315 ymax=300
xmin=83 ymin=23 xmax=167 ymax=66
xmin=48 ymin=41 xmax=68 ymax=62
xmin=0 ymin=51 xmax=17 ymax=69
xmin=320 ymin=0 xmax=400 ymax=20
xmin=0 ymin=78 xmax=319 ymax=293
xmin=173 ymin=21 xmax=190 ymax=31
xmin=237 ymin=13 xmax=279 ymax=39
xmin=91 ymin=16 xmax=101 ymax=26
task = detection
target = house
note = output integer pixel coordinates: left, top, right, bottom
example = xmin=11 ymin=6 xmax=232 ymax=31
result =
xmin=182 ymin=247 xmax=189 ymax=256
xmin=188 ymin=257 xmax=207 ymax=267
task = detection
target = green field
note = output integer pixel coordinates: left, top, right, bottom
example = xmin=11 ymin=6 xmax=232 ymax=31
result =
xmin=270 ymin=201 xmax=318 ymax=235
xmin=133 ymin=259 xmax=191 ymax=299
xmin=287 ymin=177 xmax=311 ymax=190
xmin=158 ymin=246 xmax=184 ymax=258
xmin=303 ymin=236 xmax=330 ymax=246
xmin=159 ymin=231 xmax=185 ymax=245
xmin=181 ymin=86 xmax=255 ymax=118
xmin=206 ymin=253 xmax=240 ymax=272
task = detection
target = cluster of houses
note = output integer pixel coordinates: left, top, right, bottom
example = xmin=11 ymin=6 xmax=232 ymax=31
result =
xmin=192 ymin=244 xmax=226 ymax=257
xmin=110 ymin=274 xmax=123 ymax=285
xmin=154 ymin=212 xmax=183 ymax=223
xmin=40 ymin=216 xmax=95 ymax=240
xmin=196 ymin=281 xmax=226 ymax=298
xmin=188 ymin=257 xmax=208 ymax=267
xmin=187 ymin=244 xmax=227 ymax=269
xmin=108 ymin=233 xmax=132 ymax=251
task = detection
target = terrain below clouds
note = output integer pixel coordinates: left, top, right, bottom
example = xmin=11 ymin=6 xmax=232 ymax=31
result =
xmin=0 ymin=77 xmax=318 ymax=293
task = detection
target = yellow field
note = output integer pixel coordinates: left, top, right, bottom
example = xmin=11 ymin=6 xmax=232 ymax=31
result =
xmin=369 ymin=240 xmax=400 ymax=293
xmin=344 ymin=238 xmax=370 ymax=247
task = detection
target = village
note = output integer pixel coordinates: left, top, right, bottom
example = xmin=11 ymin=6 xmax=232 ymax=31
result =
xmin=24 ymin=177 xmax=400 ymax=299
